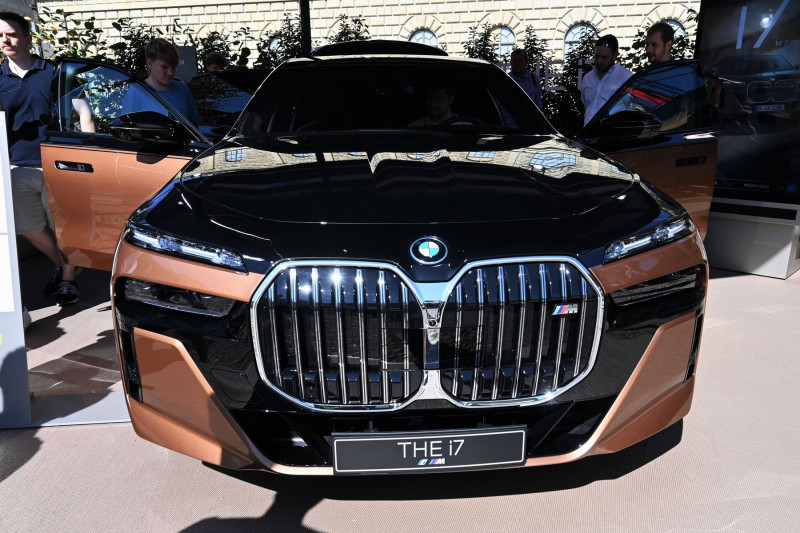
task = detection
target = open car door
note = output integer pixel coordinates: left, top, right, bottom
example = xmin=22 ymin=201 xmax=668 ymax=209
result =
xmin=580 ymin=59 xmax=717 ymax=238
xmin=42 ymin=58 xmax=211 ymax=271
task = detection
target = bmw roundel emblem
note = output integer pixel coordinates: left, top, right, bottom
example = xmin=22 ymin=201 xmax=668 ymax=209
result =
xmin=410 ymin=237 xmax=448 ymax=265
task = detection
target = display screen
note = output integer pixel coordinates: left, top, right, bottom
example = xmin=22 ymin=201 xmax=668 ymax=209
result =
xmin=697 ymin=0 xmax=800 ymax=204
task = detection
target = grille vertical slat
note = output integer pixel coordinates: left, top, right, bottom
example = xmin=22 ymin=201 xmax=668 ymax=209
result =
xmin=471 ymin=268 xmax=486 ymax=402
xmin=402 ymin=285 xmax=411 ymax=398
xmin=574 ymin=279 xmax=588 ymax=378
xmin=289 ymin=269 xmax=305 ymax=400
xmin=552 ymin=264 xmax=567 ymax=390
xmin=512 ymin=265 xmax=527 ymax=398
xmin=268 ymin=285 xmax=283 ymax=388
xmin=379 ymin=271 xmax=389 ymax=404
xmin=356 ymin=269 xmax=369 ymax=403
xmin=334 ymin=269 xmax=347 ymax=402
xmin=311 ymin=268 xmax=326 ymax=403
xmin=491 ymin=266 xmax=507 ymax=400
xmin=533 ymin=264 xmax=548 ymax=396
xmin=453 ymin=285 xmax=463 ymax=396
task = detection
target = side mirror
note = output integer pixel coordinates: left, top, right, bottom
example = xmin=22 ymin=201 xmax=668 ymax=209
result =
xmin=595 ymin=110 xmax=662 ymax=141
xmin=110 ymin=111 xmax=191 ymax=145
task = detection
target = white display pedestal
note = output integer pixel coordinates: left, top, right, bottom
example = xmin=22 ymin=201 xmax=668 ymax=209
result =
xmin=704 ymin=198 xmax=800 ymax=280
xmin=0 ymin=113 xmax=32 ymax=428
xmin=0 ymin=113 xmax=129 ymax=429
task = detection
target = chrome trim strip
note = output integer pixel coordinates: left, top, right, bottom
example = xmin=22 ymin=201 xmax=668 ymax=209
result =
xmin=268 ymin=285 xmax=282 ymax=387
xmin=471 ymin=268 xmax=485 ymax=401
xmin=512 ymin=265 xmax=526 ymax=398
xmin=574 ymin=278 xmax=588 ymax=378
xmin=250 ymin=256 xmax=604 ymax=413
xmin=402 ymin=284 xmax=410 ymax=398
xmin=552 ymin=264 xmax=567 ymax=390
xmin=334 ymin=268 xmax=347 ymax=403
xmin=379 ymin=271 xmax=389 ymax=404
xmin=453 ymin=284 xmax=463 ymax=396
xmin=312 ymin=268 xmax=326 ymax=403
xmin=356 ymin=269 xmax=368 ymax=403
xmin=491 ymin=266 xmax=506 ymax=400
xmin=533 ymin=264 xmax=547 ymax=396
xmin=289 ymin=269 xmax=305 ymax=400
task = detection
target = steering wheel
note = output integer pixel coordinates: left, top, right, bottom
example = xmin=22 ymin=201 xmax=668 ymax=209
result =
xmin=438 ymin=115 xmax=484 ymax=127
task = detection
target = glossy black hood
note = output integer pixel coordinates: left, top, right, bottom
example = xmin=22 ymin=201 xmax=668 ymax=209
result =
xmin=138 ymin=133 xmax=670 ymax=278
xmin=177 ymin=135 xmax=636 ymax=224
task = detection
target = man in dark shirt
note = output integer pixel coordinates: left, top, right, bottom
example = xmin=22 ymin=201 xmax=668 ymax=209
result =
xmin=0 ymin=11 xmax=79 ymax=306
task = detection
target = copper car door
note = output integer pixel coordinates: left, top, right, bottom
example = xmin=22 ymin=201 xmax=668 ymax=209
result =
xmin=581 ymin=60 xmax=717 ymax=238
xmin=42 ymin=59 xmax=209 ymax=271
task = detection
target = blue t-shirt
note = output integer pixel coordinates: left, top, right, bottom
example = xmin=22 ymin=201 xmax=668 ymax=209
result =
xmin=121 ymin=79 xmax=201 ymax=124
xmin=509 ymin=70 xmax=543 ymax=109
xmin=0 ymin=56 xmax=55 ymax=165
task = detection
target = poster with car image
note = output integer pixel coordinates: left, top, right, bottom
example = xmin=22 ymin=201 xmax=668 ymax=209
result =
xmin=697 ymin=0 xmax=800 ymax=204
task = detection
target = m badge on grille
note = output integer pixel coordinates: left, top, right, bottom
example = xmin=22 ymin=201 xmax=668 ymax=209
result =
xmin=410 ymin=237 xmax=448 ymax=265
xmin=553 ymin=304 xmax=579 ymax=316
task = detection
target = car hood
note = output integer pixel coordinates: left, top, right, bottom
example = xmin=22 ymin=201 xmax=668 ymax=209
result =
xmin=178 ymin=135 xmax=636 ymax=224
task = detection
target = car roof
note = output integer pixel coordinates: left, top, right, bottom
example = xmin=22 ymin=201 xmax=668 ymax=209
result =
xmin=286 ymin=54 xmax=493 ymax=70
xmin=310 ymin=39 xmax=448 ymax=57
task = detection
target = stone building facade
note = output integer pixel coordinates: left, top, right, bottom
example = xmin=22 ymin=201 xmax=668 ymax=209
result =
xmin=28 ymin=1 xmax=700 ymax=59
xmin=1 ymin=0 xmax=31 ymax=15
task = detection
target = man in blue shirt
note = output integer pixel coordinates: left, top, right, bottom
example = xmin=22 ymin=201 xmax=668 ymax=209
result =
xmin=508 ymin=49 xmax=543 ymax=109
xmin=0 ymin=11 xmax=80 ymax=306
xmin=121 ymin=38 xmax=200 ymax=124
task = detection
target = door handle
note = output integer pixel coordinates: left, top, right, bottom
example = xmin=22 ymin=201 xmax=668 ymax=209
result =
xmin=675 ymin=156 xmax=706 ymax=167
xmin=55 ymin=161 xmax=94 ymax=173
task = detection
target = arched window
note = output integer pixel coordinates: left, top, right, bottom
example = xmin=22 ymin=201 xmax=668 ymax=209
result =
xmin=494 ymin=26 xmax=516 ymax=58
xmin=410 ymin=29 xmax=438 ymax=47
xmin=663 ymin=19 xmax=686 ymax=40
xmin=564 ymin=23 xmax=596 ymax=57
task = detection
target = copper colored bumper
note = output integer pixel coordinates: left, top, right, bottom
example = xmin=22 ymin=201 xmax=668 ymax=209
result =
xmin=114 ymin=233 xmax=707 ymax=475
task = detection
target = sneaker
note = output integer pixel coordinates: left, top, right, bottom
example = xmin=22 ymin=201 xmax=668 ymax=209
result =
xmin=56 ymin=280 xmax=80 ymax=307
xmin=44 ymin=266 xmax=63 ymax=296
xmin=44 ymin=266 xmax=83 ymax=297
xmin=22 ymin=306 xmax=32 ymax=330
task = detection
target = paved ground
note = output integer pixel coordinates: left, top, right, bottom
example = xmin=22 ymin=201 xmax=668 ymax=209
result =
xmin=2 ymin=254 xmax=799 ymax=532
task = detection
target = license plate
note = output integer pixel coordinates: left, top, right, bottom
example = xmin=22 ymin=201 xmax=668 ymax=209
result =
xmin=755 ymin=104 xmax=784 ymax=112
xmin=333 ymin=426 xmax=526 ymax=474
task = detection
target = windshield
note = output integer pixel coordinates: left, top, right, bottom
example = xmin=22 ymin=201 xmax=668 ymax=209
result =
xmin=716 ymin=54 xmax=793 ymax=75
xmin=236 ymin=59 xmax=552 ymax=139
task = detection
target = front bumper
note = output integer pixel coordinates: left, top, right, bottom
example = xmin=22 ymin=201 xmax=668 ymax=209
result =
xmin=112 ymin=234 xmax=707 ymax=475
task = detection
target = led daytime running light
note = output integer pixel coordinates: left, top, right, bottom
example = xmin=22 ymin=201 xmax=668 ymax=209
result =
xmin=604 ymin=215 xmax=694 ymax=263
xmin=125 ymin=224 xmax=246 ymax=272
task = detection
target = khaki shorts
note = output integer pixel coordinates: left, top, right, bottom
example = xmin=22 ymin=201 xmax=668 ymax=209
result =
xmin=10 ymin=165 xmax=53 ymax=235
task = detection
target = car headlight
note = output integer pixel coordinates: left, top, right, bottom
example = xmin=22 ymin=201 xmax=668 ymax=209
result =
xmin=121 ymin=278 xmax=236 ymax=317
xmin=603 ymin=215 xmax=695 ymax=264
xmin=123 ymin=222 xmax=246 ymax=272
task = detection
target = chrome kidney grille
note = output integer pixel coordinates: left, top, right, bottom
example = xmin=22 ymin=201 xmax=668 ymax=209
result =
xmin=438 ymin=262 xmax=600 ymax=404
xmin=252 ymin=265 xmax=426 ymax=407
xmin=747 ymin=80 xmax=797 ymax=103
xmin=252 ymin=259 xmax=603 ymax=411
